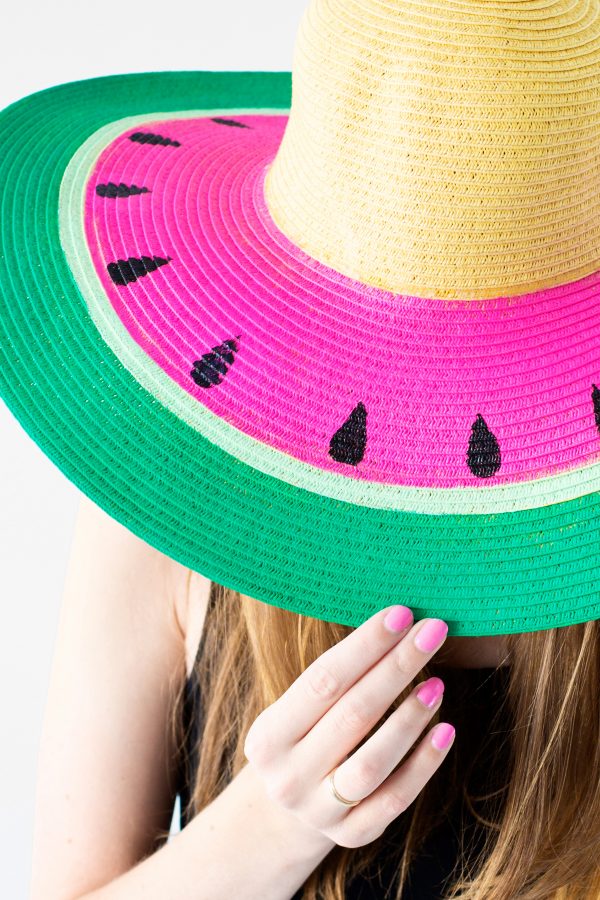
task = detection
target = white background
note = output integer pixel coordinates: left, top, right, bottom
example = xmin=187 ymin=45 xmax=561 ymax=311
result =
xmin=0 ymin=2 xmax=304 ymax=895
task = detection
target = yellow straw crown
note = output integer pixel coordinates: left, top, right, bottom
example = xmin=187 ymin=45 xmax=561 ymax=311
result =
xmin=264 ymin=0 xmax=600 ymax=300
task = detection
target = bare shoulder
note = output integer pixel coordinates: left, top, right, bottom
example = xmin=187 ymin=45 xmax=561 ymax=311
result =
xmin=75 ymin=493 xmax=212 ymax=676
xmin=31 ymin=492 xmax=206 ymax=898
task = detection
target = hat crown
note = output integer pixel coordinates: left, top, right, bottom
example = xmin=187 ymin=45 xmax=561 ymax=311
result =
xmin=264 ymin=0 xmax=600 ymax=300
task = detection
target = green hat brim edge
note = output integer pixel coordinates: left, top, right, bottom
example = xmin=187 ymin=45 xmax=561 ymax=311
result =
xmin=0 ymin=70 xmax=598 ymax=636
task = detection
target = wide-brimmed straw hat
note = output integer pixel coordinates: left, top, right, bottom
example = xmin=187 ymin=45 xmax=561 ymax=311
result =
xmin=1 ymin=0 xmax=599 ymax=636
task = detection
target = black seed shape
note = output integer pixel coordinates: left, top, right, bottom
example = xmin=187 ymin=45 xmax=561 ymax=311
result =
xmin=129 ymin=131 xmax=181 ymax=147
xmin=210 ymin=117 xmax=251 ymax=129
xmin=593 ymin=384 xmax=600 ymax=434
xmin=329 ymin=402 xmax=367 ymax=465
xmin=96 ymin=182 xmax=151 ymax=198
xmin=191 ymin=336 xmax=241 ymax=388
xmin=107 ymin=255 xmax=172 ymax=286
xmin=467 ymin=413 xmax=501 ymax=478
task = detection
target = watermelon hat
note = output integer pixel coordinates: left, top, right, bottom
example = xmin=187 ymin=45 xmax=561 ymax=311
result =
xmin=1 ymin=0 xmax=599 ymax=637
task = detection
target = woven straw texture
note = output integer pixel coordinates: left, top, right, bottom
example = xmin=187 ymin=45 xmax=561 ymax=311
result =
xmin=0 ymin=58 xmax=598 ymax=633
xmin=268 ymin=0 xmax=600 ymax=299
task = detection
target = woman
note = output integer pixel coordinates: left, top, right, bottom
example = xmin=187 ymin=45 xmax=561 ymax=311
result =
xmin=2 ymin=2 xmax=599 ymax=898
xmin=29 ymin=494 xmax=600 ymax=899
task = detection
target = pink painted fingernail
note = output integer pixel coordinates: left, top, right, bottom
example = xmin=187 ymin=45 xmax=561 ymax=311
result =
xmin=431 ymin=722 xmax=455 ymax=750
xmin=414 ymin=619 xmax=448 ymax=652
xmin=383 ymin=605 xmax=414 ymax=633
xmin=416 ymin=677 xmax=445 ymax=709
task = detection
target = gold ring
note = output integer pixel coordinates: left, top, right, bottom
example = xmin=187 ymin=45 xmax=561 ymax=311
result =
xmin=328 ymin=766 xmax=361 ymax=807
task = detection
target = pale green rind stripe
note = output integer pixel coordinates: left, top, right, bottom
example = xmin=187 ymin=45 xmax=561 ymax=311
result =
xmin=59 ymin=109 xmax=600 ymax=515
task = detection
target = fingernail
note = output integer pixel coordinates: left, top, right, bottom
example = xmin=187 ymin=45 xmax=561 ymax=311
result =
xmin=383 ymin=605 xmax=414 ymax=633
xmin=431 ymin=722 xmax=455 ymax=750
xmin=416 ymin=677 xmax=445 ymax=709
xmin=414 ymin=619 xmax=448 ymax=653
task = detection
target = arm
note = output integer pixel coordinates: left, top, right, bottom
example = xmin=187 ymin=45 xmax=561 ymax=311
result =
xmin=79 ymin=762 xmax=335 ymax=900
xmin=29 ymin=494 xmax=334 ymax=900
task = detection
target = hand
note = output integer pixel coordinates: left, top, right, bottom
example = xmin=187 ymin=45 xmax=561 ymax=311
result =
xmin=243 ymin=605 xmax=455 ymax=849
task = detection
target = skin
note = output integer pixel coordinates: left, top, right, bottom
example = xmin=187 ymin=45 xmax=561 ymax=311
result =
xmin=31 ymin=494 xmax=508 ymax=900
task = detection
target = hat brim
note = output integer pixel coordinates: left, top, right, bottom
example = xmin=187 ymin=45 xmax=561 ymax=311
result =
xmin=0 ymin=70 xmax=598 ymax=636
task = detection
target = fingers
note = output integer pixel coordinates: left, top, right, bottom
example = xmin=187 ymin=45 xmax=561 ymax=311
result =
xmin=323 ymin=680 xmax=445 ymax=813
xmin=243 ymin=604 xmax=457 ymax=853
xmin=298 ymin=618 xmax=449 ymax=780
xmin=297 ymin=677 xmax=445 ymax=830
xmin=245 ymin=604 xmax=415 ymax=756
xmin=323 ymin=720 xmax=456 ymax=849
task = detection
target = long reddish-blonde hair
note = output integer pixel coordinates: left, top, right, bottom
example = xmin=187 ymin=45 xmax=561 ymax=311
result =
xmin=162 ymin=577 xmax=600 ymax=899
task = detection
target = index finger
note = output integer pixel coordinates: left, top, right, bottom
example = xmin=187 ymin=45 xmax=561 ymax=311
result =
xmin=267 ymin=604 xmax=415 ymax=749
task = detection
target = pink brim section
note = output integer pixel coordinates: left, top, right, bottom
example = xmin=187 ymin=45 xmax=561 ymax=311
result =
xmin=85 ymin=114 xmax=600 ymax=488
